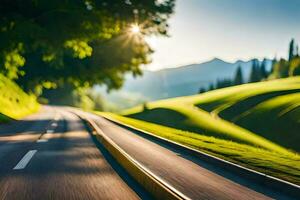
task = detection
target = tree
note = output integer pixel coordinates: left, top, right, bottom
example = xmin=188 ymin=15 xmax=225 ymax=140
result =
xmin=142 ymin=102 xmax=149 ymax=111
xmin=249 ymin=59 xmax=261 ymax=82
xmin=268 ymin=40 xmax=300 ymax=79
xmin=288 ymin=39 xmax=295 ymax=61
xmin=208 ymin=83 xmax=215 ymax=91
xmin=289 ymin=57 xmax=300 ymax=76
xmin=0 ymin=0 xmax=175 ymax=94
xmin=216 ymin=78 xmax=232 ymax=89
xmin=269 ymin=56 xmax=277 ymax=74
xmin=272 ymin=59 xmax=289 ymax=78
xmin=260 ymin=58 xmax=268 ymax=79
xmin=233 ymin=65 xmax=243 ymax=85
xmin=199 ymin=87 xmax=206 ymax=93
xmin=296 ymin=45 xmax=299 ymax=57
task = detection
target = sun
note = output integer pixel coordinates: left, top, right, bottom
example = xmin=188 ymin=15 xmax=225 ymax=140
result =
xmin=131 ymin=24 xmax=140 ymax=34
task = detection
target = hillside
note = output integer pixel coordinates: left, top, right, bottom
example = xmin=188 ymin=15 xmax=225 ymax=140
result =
xmin=122 ymin=77 xmax=300 ymax=152
xmin=0 ymin=74 xmax=39 ymax=122
xmin=100 ymin=77 xmax=300 ymax=184
xmin=97 ymin=58 xmax=272 ymax=109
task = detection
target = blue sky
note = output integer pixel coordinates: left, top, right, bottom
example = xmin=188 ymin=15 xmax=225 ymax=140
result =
xmin=145 ymin=0 xmax=300 ymax=70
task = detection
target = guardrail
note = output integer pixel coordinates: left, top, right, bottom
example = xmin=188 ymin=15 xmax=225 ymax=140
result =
xmin=101 ymin=114 xmax=300 ymax=199
xmin=74 ymin=112 xmax=190 ymax=200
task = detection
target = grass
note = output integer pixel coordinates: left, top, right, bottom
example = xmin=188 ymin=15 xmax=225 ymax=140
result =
xmin=0 ymin=74 xmax=39 ymax=122
xmin=100 ymin=77 xmax=300 ymax=184
xmin=122 ymin=77 xmax=300 ymax=153
xmin=100 ymin=112 xmax=300 ymax=185
xmin=235 ymin=93 xmax=300 ymax=152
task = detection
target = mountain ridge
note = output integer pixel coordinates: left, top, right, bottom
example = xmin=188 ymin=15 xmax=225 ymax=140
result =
xmin=97 ymin=58 xmax=272 ymax=109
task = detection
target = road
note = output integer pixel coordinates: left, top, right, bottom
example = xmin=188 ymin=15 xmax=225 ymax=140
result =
xmin=75 ymin=109 xmax=298 ymax=200
xmin=0 ymin=106 xmax=298 ymax=200
xmin=0 ymin=107 xmax=143 ymax=200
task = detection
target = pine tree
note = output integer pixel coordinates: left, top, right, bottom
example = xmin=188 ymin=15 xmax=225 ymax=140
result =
xmin=249 ymin=59 xmax=261 ymax=82
xmin=216 ymin=79 xmax=232 ymax=89
xmin=289 ymin=39 xmax=295 ymax=61
xmin=208 ymin=83 xmax=215 ymax=91
xmin=260 ymin=59 xmax=268 ymax=79
xmin=233 ymin=65 xmax=243 ymax=85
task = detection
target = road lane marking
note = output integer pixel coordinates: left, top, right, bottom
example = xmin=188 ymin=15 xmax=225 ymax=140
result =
xmin=46 ymin=129 xmax=54 ymax=133
xmin=37 ymin=139 xmax=48 ymax=143
xmin=13 ymin=150 xmax=37 ymax=170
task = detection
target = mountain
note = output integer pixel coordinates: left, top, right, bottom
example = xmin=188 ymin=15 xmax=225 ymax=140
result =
xmin=96 ymin=58 xmax=272 ymax=110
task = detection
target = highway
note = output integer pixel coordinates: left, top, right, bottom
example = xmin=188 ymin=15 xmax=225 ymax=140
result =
xmin=0 ymin=106 xmax=298 ymax=199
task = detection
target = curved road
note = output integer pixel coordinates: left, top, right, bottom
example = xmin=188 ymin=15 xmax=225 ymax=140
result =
xmin=0 ymin=107 xmax=141 ymax=200
xmin=74 ymin=108 xmax=298 ymax=200
xmin=0 ymin=106 xmax=298 ymax=199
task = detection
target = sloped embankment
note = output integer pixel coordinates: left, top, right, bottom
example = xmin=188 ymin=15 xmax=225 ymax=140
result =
xmin=0 ymin=74 xmax=39 ymax=122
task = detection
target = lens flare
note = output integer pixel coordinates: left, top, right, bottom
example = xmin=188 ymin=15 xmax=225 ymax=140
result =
xmin=131 ymin=24 xmax=140 ymax=34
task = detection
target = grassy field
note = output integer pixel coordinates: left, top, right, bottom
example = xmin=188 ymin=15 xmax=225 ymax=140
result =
xmin=122 ymin=77 xmax=300 ymax=153
xmin=101 ymin=113 xmax=300 ymax=185
xmin=100 ymin=77 xmax=300 ymax=184
xmin=0 ymin=74 xmax=39 ymax=122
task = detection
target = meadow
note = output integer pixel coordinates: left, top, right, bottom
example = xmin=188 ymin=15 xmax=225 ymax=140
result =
xmin=101 ymin=77 xmax=300 ymax=184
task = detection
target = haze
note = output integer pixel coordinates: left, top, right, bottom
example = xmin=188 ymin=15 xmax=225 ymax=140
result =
xmin=146 ymin=0 xmax=300 ymax=71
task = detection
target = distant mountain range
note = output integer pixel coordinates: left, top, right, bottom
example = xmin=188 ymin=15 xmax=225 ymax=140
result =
xmin=96 ymin=58 xmax=272 ymax=109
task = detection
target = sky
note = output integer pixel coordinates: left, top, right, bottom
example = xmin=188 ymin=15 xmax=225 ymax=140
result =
xmin=145 ymin=0 xmax=300 ymax=71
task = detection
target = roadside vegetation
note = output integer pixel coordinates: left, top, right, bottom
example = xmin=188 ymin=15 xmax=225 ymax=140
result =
xmin=101 ymin=112 xmax=300 ymax=185
xmin=122 ymin=77 xmax=300 ymax=153
xmin=101 ymin=77 xmax=300 ymax=184
xmin=0 ymin=74 xmax=39 ymax=122
xmin=0 ymin=1 xmax=175 ymax=108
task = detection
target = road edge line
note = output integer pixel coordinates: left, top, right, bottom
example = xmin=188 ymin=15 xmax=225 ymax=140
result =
xmin=101 ymin=114 xmax=300 ymax=198
xmin=74 ymin=113 xmax=189 ymax=200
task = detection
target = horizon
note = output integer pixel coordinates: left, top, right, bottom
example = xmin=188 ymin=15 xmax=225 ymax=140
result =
xmin=145 ymin=0 xmax=300 ymax=71
xmin=144 ymin=57 xmax=271 ymax=72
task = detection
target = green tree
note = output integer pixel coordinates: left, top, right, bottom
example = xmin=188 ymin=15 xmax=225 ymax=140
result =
xmin=272 ymin=59 xmax=289 ymax=78
xmin=249 ymin=59 xmax=261 ymax=82
xmin=198 ymin=87 xmax=206 ymax=93
xmin=233 ymin=65 xmax=243 ymax=85
xmin=269 ymin=56 xmax=277 ymax=75
xmin=208 ymin=83 xmax=215 ymax=91
xmin=260 ymin=58 xmax=268 ymax=79
xmin=288 ymin=39 xmax=295 ymax=61
xmin=0 ymin=0 xmax=175 ymax=95
xmin=289 ymin=57 xmax=300 ymax=76
xmin=216 ymin=78 xmax=232 ymax=89
xmin=269 ymin=40 xmax=300 ymax=79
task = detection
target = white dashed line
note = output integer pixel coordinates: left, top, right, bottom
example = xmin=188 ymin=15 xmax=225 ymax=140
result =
xmin=46 ymin=129 xmax=54 ymax=133
xmin=37 ymin=139 xmax=48 ymax=143
xmin=13 ymin=150 xmax=37 ymax=170
xmin=51 ymin=122 xmax=57 ymax=127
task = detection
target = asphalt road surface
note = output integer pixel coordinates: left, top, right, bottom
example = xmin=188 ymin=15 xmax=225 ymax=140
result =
xmin=0 ymin=107 xmax=142 ymax=200
xmin=75 ymin=109 xmax=298 ymax=200
xmin=0 ymin=106 xmax=298 ymax=200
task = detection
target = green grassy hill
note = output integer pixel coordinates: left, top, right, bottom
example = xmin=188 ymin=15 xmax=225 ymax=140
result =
xmin=123 ymin=77 xmax=300 ymax=153
xmin=100 ymin=77 xmax=300 ymax=184
xmin=0 ymin=74 xmax=39 ymax=122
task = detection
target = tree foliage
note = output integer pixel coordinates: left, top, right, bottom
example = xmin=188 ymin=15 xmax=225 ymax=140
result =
xmin=289 ymin=39 xmax=295 ymax=61
xmin=249 ymin=59 xmax=260 ymax=82
xmin=0 ymin=0 xmax=175 ymax=93
xmin=271 ymin=39 xmax=300 ymax=79
xmin=233 ymin=65 xmax=243 ymax=85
